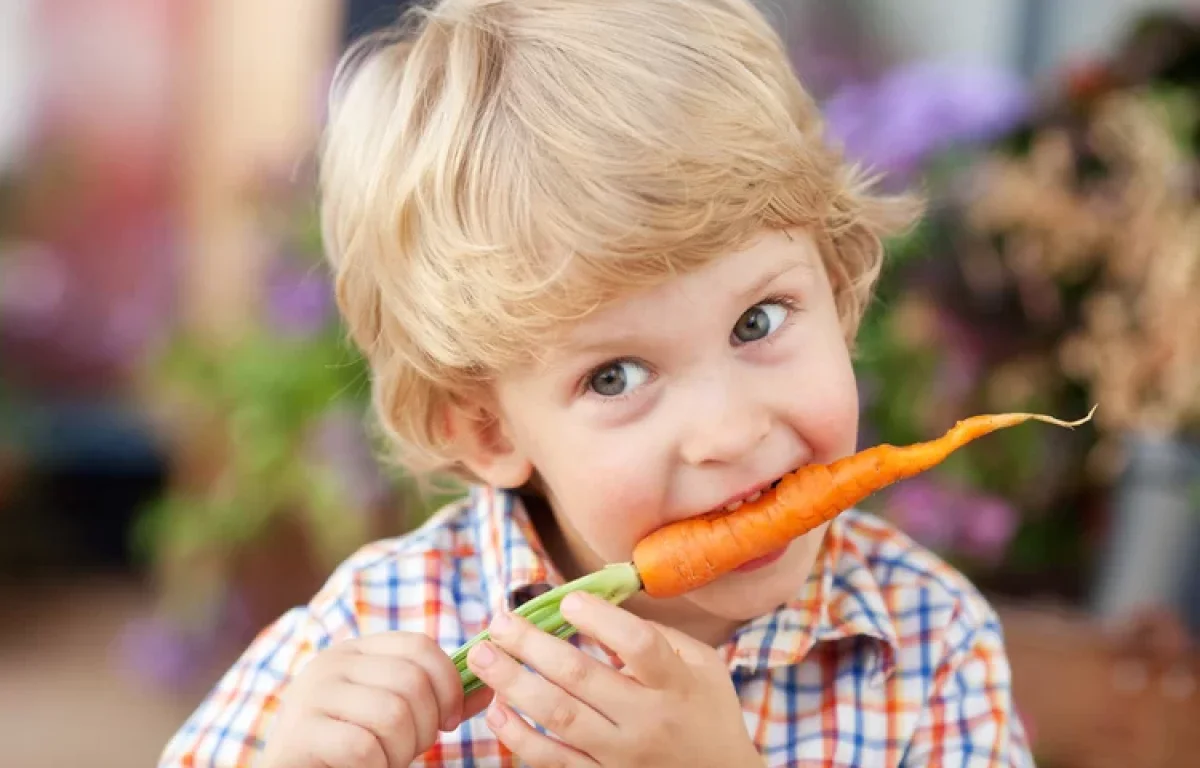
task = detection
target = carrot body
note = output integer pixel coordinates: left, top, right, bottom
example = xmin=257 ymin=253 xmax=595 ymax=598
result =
xmin=632 ymin=408 xmax=1095 ymax=598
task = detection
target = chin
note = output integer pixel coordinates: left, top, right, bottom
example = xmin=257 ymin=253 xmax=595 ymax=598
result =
xmin=682 ymin=527 xmax=828 ymax=620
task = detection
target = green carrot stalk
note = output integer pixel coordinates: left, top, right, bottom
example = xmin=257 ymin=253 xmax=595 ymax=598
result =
xmin=452 ymin=562 xmax=643 ymax=694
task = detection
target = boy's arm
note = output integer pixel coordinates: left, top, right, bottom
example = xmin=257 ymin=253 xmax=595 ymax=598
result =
xmin=902 ymin=607 xmax=1037 ymax=768
xmin=157 ymin=577 xmax=357 ymax=767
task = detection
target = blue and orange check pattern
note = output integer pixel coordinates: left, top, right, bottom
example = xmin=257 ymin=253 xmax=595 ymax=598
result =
xmin=159 ymin=487 xmax=1035 ymax=766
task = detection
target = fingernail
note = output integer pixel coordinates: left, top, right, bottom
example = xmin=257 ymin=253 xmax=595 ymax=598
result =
xmin=490 ymin=611 xmax=511 ymax=635
xmin=487 ymin=703 xmax=507 ymax=728
xmin=441 ymin=711 xmax=461 ymax=731
xmin=470 ymin=641 xmax=496 ymax=668
xmin=561 ymin=592 xmax=585 ymax=615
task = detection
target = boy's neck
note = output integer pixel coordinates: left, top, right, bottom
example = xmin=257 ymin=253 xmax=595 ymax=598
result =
xmin=518 ymin=488 xmax=748 ymax=649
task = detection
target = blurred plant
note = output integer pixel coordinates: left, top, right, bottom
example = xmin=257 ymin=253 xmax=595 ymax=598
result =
xmin=854 ymin=217 xmax=1069 ymax=581
xmin=969 ymin=24 xmax=1200 ymax=433
xmin=828 ymin=58 xmax=1054 ymax=578
xmin=966 ymin=87 xmax=1200 ymax=469
xmin=126 ymin=174 xmax=462 ymax=687
xmin=851 ymin=11 xmax=1200 ymax=597
xmin=135 ymin=315 xmax=377 ymax=576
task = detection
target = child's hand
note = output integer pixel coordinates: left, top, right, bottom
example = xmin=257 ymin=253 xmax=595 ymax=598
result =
xmin=258 ymin=632 xmax=491 ymax=768
xmin=466 ymin=592 xmax=762 ymax=767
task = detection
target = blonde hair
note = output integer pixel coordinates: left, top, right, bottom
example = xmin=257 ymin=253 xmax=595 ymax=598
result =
xmin=318 ymin=0 xmax=921 ymax=479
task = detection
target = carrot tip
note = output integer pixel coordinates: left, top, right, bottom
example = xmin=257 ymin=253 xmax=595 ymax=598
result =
xmin=1031 ymin=403 xmax=1098 ymax=429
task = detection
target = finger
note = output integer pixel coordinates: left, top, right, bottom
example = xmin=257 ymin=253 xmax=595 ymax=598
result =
xmin=348 ymin=632 xmax=465 ymax=730
xmin=341 ymin=656 xmax=439 ymax=743
xmin=466 ymin=640 xmax=612 ymax=748
xmin=463 ymin=687 xmax=495 ymax=723
xmin=311 ymin=716 xmax=388 ymax=768
xmin=485 ymin=610 xmax=637 ymax=720
xmin=315 ymin=681 xmax=422 ymax=766
xmin=560 ymin=592 xmax=679 ymax=688
xmin=646 ymin=621 xmax=722 ymax=668
xmin=485 ymin=700 xmax=598 ymax=768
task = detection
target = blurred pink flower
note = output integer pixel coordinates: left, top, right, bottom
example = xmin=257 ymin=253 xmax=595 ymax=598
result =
xmin=932 ymin=309 xmax=984 ymax=409
xmin=116 ymin=616 xmax=214 ymax=690
xmin=883 ymin=477 xmax=1020 ymax=564
xmin=884 ymin=479 xmax=957 ymax=551
xmin=0 ymin=243 xmax=67 ymax=336
xmin=115 ymin=589 xmax=253 ymax=691
xmin=265 ymin=256 xmax=334 ymax=338
xmin=957 ymin=495 xmax=1020 ymax=565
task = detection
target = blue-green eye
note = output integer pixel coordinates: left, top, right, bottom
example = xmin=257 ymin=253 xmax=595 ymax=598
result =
xmin=732 ymin=302 xmax=788 ymax=344
xmin=588 ymin=359 xmax=650 ymax=397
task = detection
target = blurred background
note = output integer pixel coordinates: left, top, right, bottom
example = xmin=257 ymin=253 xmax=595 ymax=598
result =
xmin=2 ymin=1 xmax=1200 ymax=766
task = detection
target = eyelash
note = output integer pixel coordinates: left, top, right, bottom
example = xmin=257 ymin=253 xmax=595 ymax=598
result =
xmin=741 ymin=293 xmax=799 ymax=346
xmin=576 ymin=357 xmax=648 ymax=403
xmin=576 ymin=294 xmax=801 ymax=401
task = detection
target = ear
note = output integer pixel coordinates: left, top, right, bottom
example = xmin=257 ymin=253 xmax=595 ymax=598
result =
xmin=441 ymin=398 xmax=533 ymax=489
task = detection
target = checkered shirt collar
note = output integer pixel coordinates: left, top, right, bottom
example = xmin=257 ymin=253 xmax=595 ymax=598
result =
xmin=473 ymin=485 xmax=899 ymax=677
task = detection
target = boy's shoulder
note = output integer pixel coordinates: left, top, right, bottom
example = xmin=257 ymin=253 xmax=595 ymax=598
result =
xmin=819 ymin=506 xmax=1009 ymax=673
xmin=331 ymin=490 xmax=486 ymax=573
xmin=302 ymin=487 xmax=550 ymax=644
xmin=834 ymin=506 xmax=996 ymax=614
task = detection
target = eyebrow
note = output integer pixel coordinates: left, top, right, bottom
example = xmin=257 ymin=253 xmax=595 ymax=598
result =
xmin=563 ymin=251 xmax=815 ymax=360
xmin=565 ymin=329 xmax=655 ymax=359
xmin=737 ymin=253 xmax=814 ymax=301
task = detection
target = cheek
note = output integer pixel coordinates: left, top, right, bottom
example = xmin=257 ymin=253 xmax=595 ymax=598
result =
xmin=533 ymin=433 xmax=668 ymax=552
xmin=788 ymin=340 xmax=860 ymax=460
xmin=815 ymin=371 xmax=860 ymax=455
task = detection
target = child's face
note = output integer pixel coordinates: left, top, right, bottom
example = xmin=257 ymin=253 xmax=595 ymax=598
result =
xmin=485 ymin=229 xmax=860 ymax=624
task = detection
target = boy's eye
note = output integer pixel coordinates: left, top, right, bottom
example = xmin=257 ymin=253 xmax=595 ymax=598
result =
xmin=588 ymin=359 xmax=649 ymax=397
xmin=732 ymin=301 xmax=789 ymax=344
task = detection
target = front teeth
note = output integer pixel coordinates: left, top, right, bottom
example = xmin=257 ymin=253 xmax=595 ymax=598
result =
xmin=723 ymin=490 xmax=764 ymax=513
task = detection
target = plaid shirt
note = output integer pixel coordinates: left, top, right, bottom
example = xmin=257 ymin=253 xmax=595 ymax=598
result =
xmin=160 ymin=487 xmax=1034 ymax=767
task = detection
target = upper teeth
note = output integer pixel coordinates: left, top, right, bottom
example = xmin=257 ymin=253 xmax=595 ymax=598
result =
xmin=724 ymin=490 xmax=763 ymax=512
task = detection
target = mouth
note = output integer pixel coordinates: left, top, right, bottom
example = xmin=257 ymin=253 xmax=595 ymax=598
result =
xmin=712 ymin=473 xmax=788 ymax=515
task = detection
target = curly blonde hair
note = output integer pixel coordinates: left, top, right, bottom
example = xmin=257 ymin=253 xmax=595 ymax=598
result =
xmin=318 ymin=0 xmax=921 ymax=479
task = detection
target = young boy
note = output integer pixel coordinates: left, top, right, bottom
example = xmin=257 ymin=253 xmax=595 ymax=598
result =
xmin=160 ymin=0 xmax=1035 ymax=765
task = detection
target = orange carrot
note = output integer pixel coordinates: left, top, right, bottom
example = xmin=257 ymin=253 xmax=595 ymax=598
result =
xmin=632 ymin=407 xmax=1096 ymax=598
xmin=453 ymin=407 xmax=1095 ymax=693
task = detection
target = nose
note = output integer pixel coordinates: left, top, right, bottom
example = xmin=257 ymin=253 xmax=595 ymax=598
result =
xmin=678 ymin=374 xmax=771 ymax=466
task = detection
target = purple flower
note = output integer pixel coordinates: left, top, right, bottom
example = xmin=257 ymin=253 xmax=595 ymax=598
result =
xmin=265 ymin=257 xmax=334 ymax=338
xmin=824 ymin=61 xmax=1031 ymax=181
xmin=956 ymin=495 xmax=1019 ymax=564
xmin=882 ymin=477 xmax=1020 ymax=564
xmin=115 ymin=616 xmax=214 ymax=690
xmin=0 ymin=243 xmax=67 ymax=338
xmin=883 ymin=478 xmax=958 ymax=551
xmin=114 ymin=589 xmax=254 ymax=691
xmin=931 ymin=310 xmax=984 ymax=409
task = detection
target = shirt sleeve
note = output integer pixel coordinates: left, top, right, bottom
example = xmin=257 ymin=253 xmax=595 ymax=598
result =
xmin=901 ymin=606 xmax=1037 ymax=768
xmin=157 ymin=570 xmax=361 ymax=767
